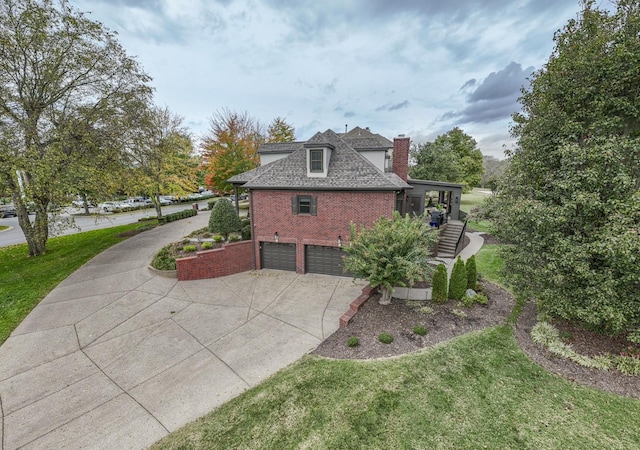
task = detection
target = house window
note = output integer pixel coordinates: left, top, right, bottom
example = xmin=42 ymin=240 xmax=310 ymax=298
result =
xmin=292 ymin=195 xmax=317 ymax=215
xmin=309 ymin=149 xmax=323 ymax=172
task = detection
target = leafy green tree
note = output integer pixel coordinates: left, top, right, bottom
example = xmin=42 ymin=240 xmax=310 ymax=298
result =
xmin=208 ymin=198 xmax=241 ymax=240
xmin=432 ymin=263 xmax=448 ymax=303
xmin=343 ymin=212 xmax=438 ymax=305
xmin=493 ymin=0 xmax=640 ymax=335
xmin=201 ymin=109 xmax=263 ymax=194
xmin=466 ymin=255 xmax=477 ymax=291
xmin=0 ymin=0 xmax=151 ymax=256
xmin=267 ymin=117 xmax=296 ymax=143
xmin=448 ymin=256 xmax=467 ymax=300
xmin=410 ymin=127 xmax=483 ymax=191
xmin=125 ymin=106 xmax=198 ymax=218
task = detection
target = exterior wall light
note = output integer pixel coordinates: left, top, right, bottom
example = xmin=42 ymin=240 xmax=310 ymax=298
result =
xmin=338 ymin=235 xmax=342 ymax=247
xmin=274 ymin=232 xmax=279 ymax=243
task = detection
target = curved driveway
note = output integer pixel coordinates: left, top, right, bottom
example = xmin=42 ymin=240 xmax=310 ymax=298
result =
xmin=0 ymin=211 xmax=365 ymax=449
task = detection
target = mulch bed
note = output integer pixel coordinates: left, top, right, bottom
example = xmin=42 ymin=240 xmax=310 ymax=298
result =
xmin=313 ymin=280 xmax=640 ymax=399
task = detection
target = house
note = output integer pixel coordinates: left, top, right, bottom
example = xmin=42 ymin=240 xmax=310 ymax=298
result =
xmin=229 ymin=126 xmax=463 ymax=276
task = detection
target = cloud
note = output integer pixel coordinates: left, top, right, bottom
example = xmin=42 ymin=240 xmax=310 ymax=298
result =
xmin=442 ymin=62 xmax=533 ymax=124
xmin=375 ymin=100 xmax=409 ymax=112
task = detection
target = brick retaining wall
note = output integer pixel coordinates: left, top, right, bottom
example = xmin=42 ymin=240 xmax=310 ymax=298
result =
xmin=176 ymin=240 xmax=254 ymax=281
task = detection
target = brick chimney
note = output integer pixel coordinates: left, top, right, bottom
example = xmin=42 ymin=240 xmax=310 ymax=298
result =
xmin=392 ymin=135 xmax=410 ymax=182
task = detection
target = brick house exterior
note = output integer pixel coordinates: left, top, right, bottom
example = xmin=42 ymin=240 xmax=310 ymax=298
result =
xmin=230 ymin=127 xmax=412 ymax=275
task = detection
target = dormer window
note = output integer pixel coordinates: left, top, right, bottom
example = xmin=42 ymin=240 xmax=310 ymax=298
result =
xmin=310 ymin=149 xmax=323 ymax=173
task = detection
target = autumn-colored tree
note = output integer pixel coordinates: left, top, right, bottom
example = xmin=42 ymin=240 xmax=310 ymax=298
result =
xmin=201 ymin=109 xmax=263 ymax=193
xmin=124 ymin=106 xmax=197 ymax=217
xmin=267 ymin=117 xmax=296 ymax=143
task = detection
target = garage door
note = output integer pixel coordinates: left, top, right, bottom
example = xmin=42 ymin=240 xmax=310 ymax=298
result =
xmin=305 ymin=245 xmax=352 ymax=276
xmin=260 ymin=242 xmax=296 ymax=271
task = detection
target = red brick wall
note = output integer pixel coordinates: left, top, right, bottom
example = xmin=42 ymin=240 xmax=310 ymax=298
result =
xmin=176 ymin=240 xmax=254 ymax=281
xmin=252 ymin=190 xmax=395 ymax=273
xmin=393 ymin=137 xmax=410 ymax=181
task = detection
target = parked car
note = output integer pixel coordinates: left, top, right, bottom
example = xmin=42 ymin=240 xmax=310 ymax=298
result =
xmin=160 ymin=195 xmax=178 ymax=204
xmin=98 ymin=201 xmax=131 ymax=212
xmin=187 ymin=192 xmax=202 ymax=200
xmin=0 ymin=204 xmax=17 ymax=218
xmin=71 ymin=199 xmax=96 ymax=208
xmin=156 ymin=197 xmax=173 ymax=206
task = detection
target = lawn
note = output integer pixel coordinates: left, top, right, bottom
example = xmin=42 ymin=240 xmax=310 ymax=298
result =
xmin=475 ymin=244 xmax=508 ymax=290
xmin=0 ymin=221 xmax=156 ymax=344
xmin=460 ymin=187 xmax=491 ymax=213
xmin=150 ymin=325 xmax=640 ymax=449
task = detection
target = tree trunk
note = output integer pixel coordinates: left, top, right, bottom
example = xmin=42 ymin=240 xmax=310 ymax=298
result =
xmin=378 ymin=286 xmax=393 ymax=305
xmin=153 ymin=194 xmax=163 ymax=218
xmin=15 ymin=197 xmax=49 ymax=257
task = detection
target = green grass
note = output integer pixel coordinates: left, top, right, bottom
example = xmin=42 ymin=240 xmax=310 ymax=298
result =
xmin=0 ymin=225 xmax=9 ymax=231
xmin=150 ymin=325 xmax=640 ymax=450
xmin=0 ymin=221 xmax=156 ymax=344
xmin=467 ymin=219 xmax=493 ymax=233
xmin=460 ymin=187 xmax=491 ymax=213
xmin=475 ymin=244 xmax=508 ymax=289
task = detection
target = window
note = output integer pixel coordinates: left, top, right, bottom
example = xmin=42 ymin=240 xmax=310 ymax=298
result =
xmin=310 ymin=149 xmax=323 ymax=172
xmin=292 ymin=195 xmax=317 ymax=215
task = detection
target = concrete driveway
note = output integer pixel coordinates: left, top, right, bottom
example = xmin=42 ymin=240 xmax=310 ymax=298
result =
xmin=0 ymin=213 xmax=365 ymax=449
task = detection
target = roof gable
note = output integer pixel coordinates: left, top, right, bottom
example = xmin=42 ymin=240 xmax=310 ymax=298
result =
xmin=234 ymin=129 xmax=410 ymax=191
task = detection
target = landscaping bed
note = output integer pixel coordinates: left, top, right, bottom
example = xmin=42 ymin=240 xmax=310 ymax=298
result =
xmin=314 ymin=280 xmax=640 ymax=399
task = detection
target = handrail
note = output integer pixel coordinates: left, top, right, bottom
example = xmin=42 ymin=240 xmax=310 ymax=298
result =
xmin=455 ymin=220 xmax=468 ymax=256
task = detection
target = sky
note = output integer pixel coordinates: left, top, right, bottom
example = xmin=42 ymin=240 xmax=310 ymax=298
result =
xmin=68 ymin=0 xmax=608 ymax=159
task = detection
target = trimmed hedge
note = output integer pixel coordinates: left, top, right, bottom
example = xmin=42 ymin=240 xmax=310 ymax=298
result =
xmin=158 ymin=209 xmax=198 ymax=224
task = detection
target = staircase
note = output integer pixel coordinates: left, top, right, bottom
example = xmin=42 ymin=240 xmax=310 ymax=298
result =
xmin=437 ymin=220 xmax=465 ymax=258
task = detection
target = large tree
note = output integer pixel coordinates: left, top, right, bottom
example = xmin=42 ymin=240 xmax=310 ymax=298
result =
xmin=409 ymin=127 xmax=483 ymax=191
xmin=493 ymin=0 xmax=640 ymax=336
xmin=343 ymin=212 xmax=438 ymax=305
xmin=200 ymin=109 xmax=262 ymax=193
xmin=125 ymin=106 xmax=197 ymax=218
xmin=0 ymin=0 xmax=151 ymax=256
xmin=267 ymin=117 xmax=296 ymax=143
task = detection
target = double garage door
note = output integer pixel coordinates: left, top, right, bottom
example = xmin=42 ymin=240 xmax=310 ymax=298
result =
xmin=260 ymin=242 xmax=350 ymax=276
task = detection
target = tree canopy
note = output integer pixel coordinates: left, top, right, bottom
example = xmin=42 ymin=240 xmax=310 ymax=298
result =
xmin=0 ymin=0 xmax=152 ymax=255
xmin=492 ymin=0 xmax=640 ymax=336
xmin=200 ymin=109 xmax=262 ymax=193
xmin=124 ymin=106 xmax=198 ymax=217
xmin=267 ymin=117 xmax=296 ymax=143
xmin=343 ymin=212 xmax=438 ymax=305
xmin=409 ymin=127 xmax=483 ymax=191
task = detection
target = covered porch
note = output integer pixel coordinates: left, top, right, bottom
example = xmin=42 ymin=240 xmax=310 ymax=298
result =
xmin=405 ymin=179 xmax=464 ymax=222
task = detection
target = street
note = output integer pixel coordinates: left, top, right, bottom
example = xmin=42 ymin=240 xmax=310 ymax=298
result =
xmin=0 ymin=201 xmax=210 ymax=248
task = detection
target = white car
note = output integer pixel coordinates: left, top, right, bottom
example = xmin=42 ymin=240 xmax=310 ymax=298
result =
xmin=98 ymin=201 xmax=131 ymax=212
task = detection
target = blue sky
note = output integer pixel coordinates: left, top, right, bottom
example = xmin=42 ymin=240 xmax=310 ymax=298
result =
xmin=69 ymin=0 xmax=603 ymax=159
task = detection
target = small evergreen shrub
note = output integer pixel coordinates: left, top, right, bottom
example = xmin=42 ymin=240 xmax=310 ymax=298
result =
xmin=208 ymin=198 xmax=241 ymax=238
xmin=378 ymin=333 xmax=394 ymax=344
xmin=229 ymin=234 xmax=241 ymax=242
xmin=413 ymin=325 xmax=427 ymax=336
xmin=213 ymin=235 xmax=224 ymax=242
xmin=466 ymin=254 xmax=477 ymax=290
xmin=448 ymin=256 xmax=467 ymax=300
xmin=183 ymin=245 xmax=197 ymax=252
xmin=202 ymin=241 xmax=213 ymax=250
xmin=474 ymin=293 xmax=488 ymax=305
xmin=241 ymin=218 xmax=252 ymax=240
xmin=151 ymin=246 xmax=176 ymax=271
xmin=347 ymin=336 xmax=359 ymax=347
xmin=432 ymin=263 xmax=448 ymax=303
xmin=182 ymin=239 xmax=190 ymax=245
xmin=158 ymin=209 xmax=197 ymax=224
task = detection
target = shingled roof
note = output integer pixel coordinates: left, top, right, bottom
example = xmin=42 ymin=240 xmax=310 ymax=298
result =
xmin=228 ymin=129 xmax=410 ymax=191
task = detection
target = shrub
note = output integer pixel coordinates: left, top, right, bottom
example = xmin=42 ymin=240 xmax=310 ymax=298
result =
xmin=208 ymin=198 xmax=241 ymax=239
xmin=213 ymin=235 xmax=224 ymax=242
xmin=466 ymin=254 xmax=477 ymax=290
xmin=229 ymin=234 xmax=241 ymax=242
xmin=474 ymin=293 xmax=488 ymax=305
xmin=158 ymin=209 xmax=197 ymax=224
xmin=151 ymin=246 xmax=176 ymax=271
xmin=448 ymin=256 xmax=467 ymax=300
xmin=378 ymin=333 xmax=394 ymax=344
xmin=182 ymin=239 xmax=190 ymax=245
xmin=183 ymin=245 xmax=197 ymax=252
xmin=432 ymin=263 xmax=448 ymax=303
xmin=241 ymin=218 xmax=252 ymax=241
xmin=202 ymin=241 xmax=213 ymax=250
xmin=347 ymin=336 xmax=359 ymax=347
xmin=413 ymin=325 xmax=427 ymax=336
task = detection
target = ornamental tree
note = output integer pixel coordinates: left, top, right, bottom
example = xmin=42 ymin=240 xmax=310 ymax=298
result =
xmin=208 ymin=198 xmax=241 ymax=240
xmin=343 ymin=211 xmax=438 ymax=305
xmin=493 ymin=0 xmax=640 ymax=335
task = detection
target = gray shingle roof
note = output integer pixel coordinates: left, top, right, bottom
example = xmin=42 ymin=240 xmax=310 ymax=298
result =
xmin=232 ymin=129 xmax=411 ymax=191
xmin=257 ymin=141 xmax=304 ymax=154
